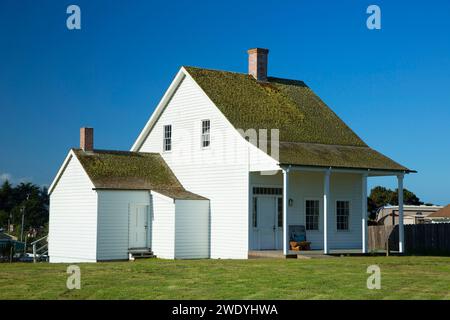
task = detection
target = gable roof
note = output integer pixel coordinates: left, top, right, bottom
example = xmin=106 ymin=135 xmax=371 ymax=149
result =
xmin=184 ymin=66 xmax=413 ymax=173
xmin=428 ymin=205 xmax=450 ymax=218
xmin=185 ymin=66 xmax=365 ymax=146
xmin=71 ymin=149 xmax=206 ymax=200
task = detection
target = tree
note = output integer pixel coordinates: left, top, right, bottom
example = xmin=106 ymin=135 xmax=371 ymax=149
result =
xmin=0 ymin=180 xmax=14 ymax=213
xmin=0 ymin=181 xmax=49 ymax=234
xmin=367 ymin=197 xmax=378 ymax=221
xmin=0 ymin=210 xmax=8 ymax=228
xmin=390 ymin=188 xmax=423 ymax=206
xmin=369 ymin=186 xmax=394 ymax=208
xmin=368 ymin=185 xmax=425 ymax=221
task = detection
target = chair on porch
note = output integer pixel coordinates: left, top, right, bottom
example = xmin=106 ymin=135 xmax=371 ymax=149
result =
xmin=289 ymin=225 xmax=311 ymax=251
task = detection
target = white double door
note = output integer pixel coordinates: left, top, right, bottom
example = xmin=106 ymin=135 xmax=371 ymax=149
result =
xmin=256 ymin=196 xmax=283 ymax=250
xmin=129 ymin=204 xmax=150 ymax=249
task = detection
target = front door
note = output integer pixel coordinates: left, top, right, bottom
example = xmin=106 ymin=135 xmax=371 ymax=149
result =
xmin=251 ymin=195 xmax=283 ymax=250
xmin=258 ymin=197 xmax=276 ymax=249
xmin=129 ymin=204 xmax=149 ymax=249
xmin=256 ymin=197 xmax=283 ymax=250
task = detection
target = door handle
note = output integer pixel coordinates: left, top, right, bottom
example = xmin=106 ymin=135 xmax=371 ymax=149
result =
xmin=144 ymin=225 xmax=148 ymax=229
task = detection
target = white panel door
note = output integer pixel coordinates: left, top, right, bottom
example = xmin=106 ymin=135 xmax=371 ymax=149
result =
xmin=257 ymin=197 xmax=276 ymax=249
xmin=129 ymin=204 xmax=149 ymax=249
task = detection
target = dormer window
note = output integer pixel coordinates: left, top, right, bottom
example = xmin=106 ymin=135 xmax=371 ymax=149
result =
xmin=201 ymin=120 xmax=210 ymax=148
xmin=163 ymin=125 xmax=172 ymax=151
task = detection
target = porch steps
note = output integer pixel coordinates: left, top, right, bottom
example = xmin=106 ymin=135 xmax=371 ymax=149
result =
xmin=128 ymin=248 xmax=156 ymax=260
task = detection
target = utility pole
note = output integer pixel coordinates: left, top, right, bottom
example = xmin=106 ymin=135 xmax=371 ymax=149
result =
xmin=20 ymin=194 xmax=30 ymax=242
xmin=7 ymin=213 xmax=12 ymax=233
xmin=20 ymin=206 xmax=25 ymax=242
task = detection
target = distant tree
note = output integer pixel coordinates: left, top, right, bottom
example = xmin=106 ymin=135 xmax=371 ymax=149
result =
xmin=390 ymin=188 xmax=423 ymax=206
xmin=368 ymin=186 xmax=425 ymax=221
xmin=367 ymin=197 xmax=378 ymax=221
xmin=0 ymin=181 xmax=49 ymax=235
xmin=0 ymin=210 xmax=8 ymax=228
xmin=369 ymin=186 xmax=394 ymax=208
xmin=0 ymin=180 xmax=14 ymax=213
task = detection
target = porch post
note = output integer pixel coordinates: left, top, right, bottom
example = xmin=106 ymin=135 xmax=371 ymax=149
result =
xmin=282 ymin=168 xmax=290 ymax=256
xmin=397 ymin=173 xmax=405 ymax=253
xmin=361 ymin=173 xmax=368 ymax=253
xmin=323 ymin=169 xmax=331 ymax=254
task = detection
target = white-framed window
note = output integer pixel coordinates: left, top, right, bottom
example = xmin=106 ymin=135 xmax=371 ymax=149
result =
xmin=252 ymin=187 xmax=282 ymax=196
xmin=305 ymin=199 xmax=320 ymax=231
xmin=252 ymin=197 xmax=258 ymax=228
xmin=336 ymin=200 xmax=350 ymax=231
xmin=201 ymin=120 xmax=210 ymax=148
xmin=277 ymin=197 xmax=283 ymax=228
xmin=163 ymin=125 xmax=172 ymax=152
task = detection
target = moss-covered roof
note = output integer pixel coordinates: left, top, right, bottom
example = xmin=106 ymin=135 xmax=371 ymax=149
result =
xmin=185 ymin=66 xmax=366 ymax=146
xmin=279 ymin=142 xmax=408 ymax=171
xmin=73 ymin=149 xmax=206 ymax=200
xmin=184 ymin=66 xmax=412 ymax=172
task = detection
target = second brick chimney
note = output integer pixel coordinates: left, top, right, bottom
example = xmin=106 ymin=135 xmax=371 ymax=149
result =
xmin=80 ymin=127 xmax=94 ymax=152
xmin=247 ymin=48 xmax=269 ymax=81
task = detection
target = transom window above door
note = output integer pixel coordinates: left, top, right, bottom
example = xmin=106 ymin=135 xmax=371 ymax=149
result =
xmin=253 ymin=187 xmax=282 ymax=195
xmin=305 ymin=200 xmax=320 ymax=230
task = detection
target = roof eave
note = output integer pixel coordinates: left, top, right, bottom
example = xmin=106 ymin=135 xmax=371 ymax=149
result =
xmin=278 ymin=163 xmax=416 ymax=175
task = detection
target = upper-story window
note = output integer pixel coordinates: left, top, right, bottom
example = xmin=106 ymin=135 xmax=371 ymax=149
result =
xmin=163 ymin=125 xmax=172 ymax=152
xmin=201 ymin=120 xmax=210 ymax=148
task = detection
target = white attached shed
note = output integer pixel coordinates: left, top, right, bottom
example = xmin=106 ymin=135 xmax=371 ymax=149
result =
xmin=48 ymin=147 xmax=209 ymax=263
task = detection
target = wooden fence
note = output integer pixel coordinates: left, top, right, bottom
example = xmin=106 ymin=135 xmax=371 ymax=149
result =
xmin=368 ymin=225 xmax=398 ymax=252
xmin=369 ymin=223 xmax=450 ymax=255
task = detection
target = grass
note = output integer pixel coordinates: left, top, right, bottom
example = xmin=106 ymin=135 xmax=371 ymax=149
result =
xmin=0 ymin=256 xmax=449 ymax=300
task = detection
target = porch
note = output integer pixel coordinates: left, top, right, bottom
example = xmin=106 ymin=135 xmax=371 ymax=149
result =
xmin=249 ymin=166 xmax=410 ymax=257
xmin=248 ymin=249 xmax=402 ymax=259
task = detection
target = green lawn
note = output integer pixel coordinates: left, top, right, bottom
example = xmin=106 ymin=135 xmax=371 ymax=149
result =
xmin=0 ymin=256 xmax=449 ymax=299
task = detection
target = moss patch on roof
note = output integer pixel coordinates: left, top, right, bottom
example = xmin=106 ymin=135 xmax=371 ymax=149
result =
xmin=184 ymin=66 xmax=412 ymax=172
xmin=73 ymin=149 xmax=206 ymax=200
xmin=279 ymin=142 xmax=409 ymax=171
xmin=184 ymin=66 xmax=366 ymax=147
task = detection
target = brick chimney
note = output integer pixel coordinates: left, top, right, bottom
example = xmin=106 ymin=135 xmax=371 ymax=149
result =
xmin=80 ymin=127 xmax=94 ymax=152
xmin=247 ymin=48 xmax=269 ymax=81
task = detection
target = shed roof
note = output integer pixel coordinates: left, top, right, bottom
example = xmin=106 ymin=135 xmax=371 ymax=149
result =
xmin=72 ymin=149 xmax=206 ymax=200
xmin=184 ymin=66 xmax=412 ymax=172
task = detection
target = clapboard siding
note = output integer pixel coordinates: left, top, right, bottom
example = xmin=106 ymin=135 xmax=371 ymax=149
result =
xmin=97 ymin=190 xmax=150 ymax=261
xmin=329 ymin=173 xmax=363 ymax=249
xmin=49 ymin=155 xmax=98 ymax=263
xmin=151 ymin=192 xmax=175 ymax=259
xmin=250 ymin=171 xmax=363 ymax=250
xmin=174 ymin=199 xmax=210 ymax=259
xmin=139 ymin=75 xmax=273 ymax=258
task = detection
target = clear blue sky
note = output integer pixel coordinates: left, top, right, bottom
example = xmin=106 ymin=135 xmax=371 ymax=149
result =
xmin=0 ymin=0 xmax=449 ymax=205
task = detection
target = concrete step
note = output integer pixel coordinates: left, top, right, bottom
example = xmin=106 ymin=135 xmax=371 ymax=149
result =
xmin=132 ymin=253 xmax=156 ymax=259
xmin=128 ymin=248 xmax=156 ymax=260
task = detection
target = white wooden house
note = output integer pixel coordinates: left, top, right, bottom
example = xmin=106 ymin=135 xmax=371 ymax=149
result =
xmin=48 ymin=48 xmax=414 ymax=262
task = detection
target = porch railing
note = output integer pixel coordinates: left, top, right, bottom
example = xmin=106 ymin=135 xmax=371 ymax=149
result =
xmin=30 ymin=235 xmax=48 ymax=263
